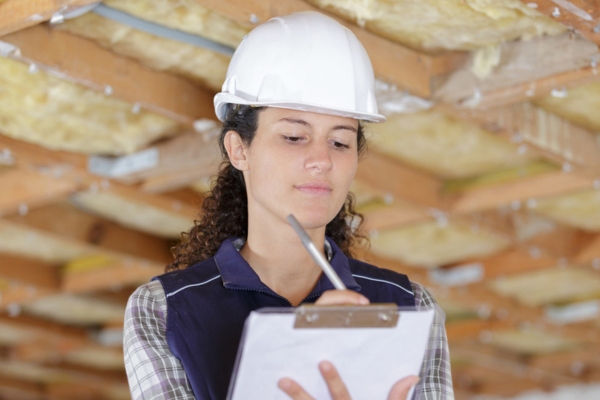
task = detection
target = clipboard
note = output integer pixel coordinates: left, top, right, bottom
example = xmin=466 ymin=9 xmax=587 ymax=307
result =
xmin=227 ymin=305 xmax=435 ymax=400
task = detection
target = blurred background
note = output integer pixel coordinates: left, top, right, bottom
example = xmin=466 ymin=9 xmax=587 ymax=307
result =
xmin=0 ymin=0 xmax=600 ymax=399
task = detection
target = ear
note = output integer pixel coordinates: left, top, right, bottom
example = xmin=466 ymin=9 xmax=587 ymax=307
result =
xmin=223 ymin=130 xmax=249 ymax=171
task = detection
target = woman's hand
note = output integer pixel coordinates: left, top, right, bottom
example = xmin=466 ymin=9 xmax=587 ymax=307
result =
xmin=314 ymin=290 xmax=370 ymax=306
xmin=278 ymin=361 xmax=419 ymax=400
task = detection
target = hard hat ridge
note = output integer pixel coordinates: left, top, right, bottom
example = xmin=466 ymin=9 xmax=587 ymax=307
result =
xmin=214 ymin=11 xmax=385 ymax=123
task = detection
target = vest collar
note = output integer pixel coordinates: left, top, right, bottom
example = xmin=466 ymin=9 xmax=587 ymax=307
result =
xmin=214 ymin=237 xmax=361 ymax=296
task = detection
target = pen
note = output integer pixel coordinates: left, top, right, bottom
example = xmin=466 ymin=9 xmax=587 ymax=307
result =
xmin=287 ymin=214 xmax=347 ymax=290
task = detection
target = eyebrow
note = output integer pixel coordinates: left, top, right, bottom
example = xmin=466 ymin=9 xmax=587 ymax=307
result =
xmin=278 ymin=117 xmax=357 ymax=133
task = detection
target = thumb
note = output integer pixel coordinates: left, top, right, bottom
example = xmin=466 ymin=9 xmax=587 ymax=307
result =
xmin=387 ymin=375 xmax=420 ymax=400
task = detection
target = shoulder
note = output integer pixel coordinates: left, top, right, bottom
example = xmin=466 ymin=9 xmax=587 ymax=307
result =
xmin=154 ymin=257 xmax=221 ymax=296
xmin=126 ymin=280 xmax=167 ymax=318
xmin=349 ymin=258 xmax=413 ymax=292
xmin=348 ymin=258 xmax=415 ymax=304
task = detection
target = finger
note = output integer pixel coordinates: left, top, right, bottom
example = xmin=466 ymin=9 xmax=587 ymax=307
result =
xmin=319 ymin=361 xmax=352 ymax=400
xmin=315 ymin=290 xmax=369 ymax=306
xmin=278 ymin=378 xmax=315 ymax=400
xmin=387 ymin=375 xmax=420 ymax=400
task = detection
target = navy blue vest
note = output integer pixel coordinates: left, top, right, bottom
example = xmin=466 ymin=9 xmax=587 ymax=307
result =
xmin=155 ymin=238 xmax=415 ymax=400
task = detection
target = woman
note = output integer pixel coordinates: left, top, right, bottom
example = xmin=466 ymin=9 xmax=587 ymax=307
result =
xmin=124 ymin=11 xmax=453 ymax=400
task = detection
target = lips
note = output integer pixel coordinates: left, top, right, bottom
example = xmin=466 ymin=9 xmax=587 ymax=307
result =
xmin=295 ymin=182 xmax=332 ymax=195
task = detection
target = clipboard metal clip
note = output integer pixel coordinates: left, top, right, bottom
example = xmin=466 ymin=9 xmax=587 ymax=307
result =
xmin=294 ymin=304 xmax=399 ymax=329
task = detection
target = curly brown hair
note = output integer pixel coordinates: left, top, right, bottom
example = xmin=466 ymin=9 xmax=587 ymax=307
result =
xmin=166 ymin=105 xmax=368 ymax=272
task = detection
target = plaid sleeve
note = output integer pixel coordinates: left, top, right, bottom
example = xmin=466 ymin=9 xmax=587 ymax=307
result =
xmin=123 ymin=280 xmax=195 ymax=399
xmin=411 ymin=282 xmax=455 ymax=400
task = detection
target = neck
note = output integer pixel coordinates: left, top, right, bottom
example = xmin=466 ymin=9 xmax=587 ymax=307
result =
xmin=240 ymin=217 xmax=327 ymax=306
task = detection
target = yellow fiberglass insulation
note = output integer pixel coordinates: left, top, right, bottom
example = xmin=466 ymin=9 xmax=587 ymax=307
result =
xmin=57 ymin=13 xmax=230 ymax=92
xmin=0 ymin=57 xmax=181 ymax=155
xmin=534 ymin=81 xmax=600 ymax=132
xmin=306 ymin=0 xmax=566 ymax=51
xmin=103 ymin=0 xmax=249 ymax=49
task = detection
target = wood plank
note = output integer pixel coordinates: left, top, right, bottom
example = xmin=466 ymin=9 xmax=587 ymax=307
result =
xmin=447 ymin=102 xmax=600 ymax=174
xmin=446 ymin=319 xmax=515 ymax=342
xmin=575 ymin=233 xmax=600 ymax=264
xmin=450 ymin=171 xmax=596 ymax=214
xmin=435 ymin=31 xmax=599 ymax=107
xmin=0 ymin=0 xmax=99 ymax=36
xmin=194 ymin=0 xmax=467 ymax=97
xmin=523 ymin=0 xmax=600 ymax=45
xmin=360 ymin=202 xmax=430 ymax=232
xmin=458 ymin=66 xmax=600 ymax=109
xmin=4 ymin=201 xmax=173 ymax=264
xmin=0 ymin=312 xmax=89 ymax=344
xmin=2 ymin=24 xmax=216 ymax=124
xmin=0 ymin=168 xmax=78 ymax=217
xmin=118 ymin=131 xmax=222 ymax=193
xmin=0 ymin=135 xmax=200 ymax=221
xmin=62 ymin=262 xmax=164 ymax=293
xmin=0 ymin=254 xmax=60 ymax=289
xmin=458 ymin=249 xmax=558 ymax=281
xmin=0 ymin=282 xmax=56 ymax=308
xmin=355 ymin=152 xmax=444 ymax=209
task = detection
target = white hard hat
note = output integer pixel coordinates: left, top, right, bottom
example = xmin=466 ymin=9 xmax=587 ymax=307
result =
xmin=214 ymin=11 xmax=385 ymax=123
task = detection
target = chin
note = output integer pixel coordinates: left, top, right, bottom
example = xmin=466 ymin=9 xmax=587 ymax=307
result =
xmin=289 ymin=209 xmax=336 ymax=230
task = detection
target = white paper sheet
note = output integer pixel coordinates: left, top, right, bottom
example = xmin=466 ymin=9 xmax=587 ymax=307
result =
xmin=228 ymin=308 xmax=435 ymax=400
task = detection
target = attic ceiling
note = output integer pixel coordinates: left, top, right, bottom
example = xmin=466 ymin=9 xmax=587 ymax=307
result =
xmin=1 ymin=0 xmax=600 ymax=399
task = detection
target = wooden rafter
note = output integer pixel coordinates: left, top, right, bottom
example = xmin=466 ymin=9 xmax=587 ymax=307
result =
xmin=0 ymin=0 xmax=99 ymax=36
xmin=0 ymin=135 xmax=199 ymax=221
xmin=450 ymin=170 xmax=596 ymax=214
xmin=447 ymin=102 xmax=600 ymax=175
xmin=1 ymin=24 xmax=216 ymax=124
xmin=355 ymin=152 xmax=444 ymax=209
xmin=4 ymin=201 xmax=173 ymax=264
xmin=0 ymin=167 xmax=78 ymax=217
xmin=0 ymin=254 xmax=60 ymax=289
xmin=522 ymin=0 xmax=600 ymax=46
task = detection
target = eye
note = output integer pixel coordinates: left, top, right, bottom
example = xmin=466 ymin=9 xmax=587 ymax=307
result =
xmin=283 ymin=135 xmax=305 ymax=143
xmin=331 ymin=140 xmax=350 ymax=150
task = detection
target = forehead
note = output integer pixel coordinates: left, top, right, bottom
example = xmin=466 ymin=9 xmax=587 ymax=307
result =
xmin=257 ymin=107 xmax=359 ymax=131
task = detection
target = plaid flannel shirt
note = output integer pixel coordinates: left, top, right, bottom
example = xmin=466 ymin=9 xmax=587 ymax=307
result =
xmin=124 ymin=248 xmax=454 ymax=400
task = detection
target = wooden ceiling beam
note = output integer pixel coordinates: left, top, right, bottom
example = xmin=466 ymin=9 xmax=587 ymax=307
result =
xmin=0 ymin=135 xmax=199 ymax=221
xmin=446 ymin=102 xmax=600 ymax=175
xmin=457 ymin=65 xmax=600 ymax=110
xmin=193 ymin=0 xmax=467 ymax=98
xmin=575 ymin=233 xmax=600 ymax=264
xmin=62 ymin=262 xmax=164 ymax=293
xmin=450 ymin=170 xmax=596 ymax=214
xmin=117 ymin=131 xmax=222 ymax=194
xmin=356 ymin=152 xmax=445 ymax=210
xmin=0 ymin=312 xmax=89 ymax=345
xmin=0 ymin=0 xmax=99 ymax=37
xmin=0 ymin=167 xmax=78 ymax=217
xmin=0 ymin=219 xmax=165 ymax=293
xmin=523 ymin=0 xmax=600 ymax=46
xmin=360 ymin=202 xmax=431 ymax=232
xmin=4 ymin=201 xmax=173 ymax=264
xmin=1 ymin=24 xmax=216 ymax=124
xmin=0 ymin=254 xmax=60 ymax=289
xmin=0 ymin=282 xmax=56 ymax=308
xmin=0 ymin=375 xmax=44 ymax=399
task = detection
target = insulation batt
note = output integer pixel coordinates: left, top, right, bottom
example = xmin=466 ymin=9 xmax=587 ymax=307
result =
xmin=0 ymin=58 xmax=180 ymax=155
xmin=370 ymin=110 xmax=535 ymax=179
xmin=57 ymin=13 xmax=230 ymax=92
xmin=369 ymin=220 xmax=511 ymax=267
xmin=535 ymin=81 xmax=600 ymax=132
xmin=306 ymin=0 xmax=565 ymax=51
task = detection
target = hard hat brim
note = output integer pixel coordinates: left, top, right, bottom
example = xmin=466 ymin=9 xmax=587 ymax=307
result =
xmin=214 ymin=92 xmax=386 ymax=123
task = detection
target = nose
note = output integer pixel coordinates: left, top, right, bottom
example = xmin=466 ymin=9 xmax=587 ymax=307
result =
xmin=305 ymin=141 xmax=333 ymax=173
